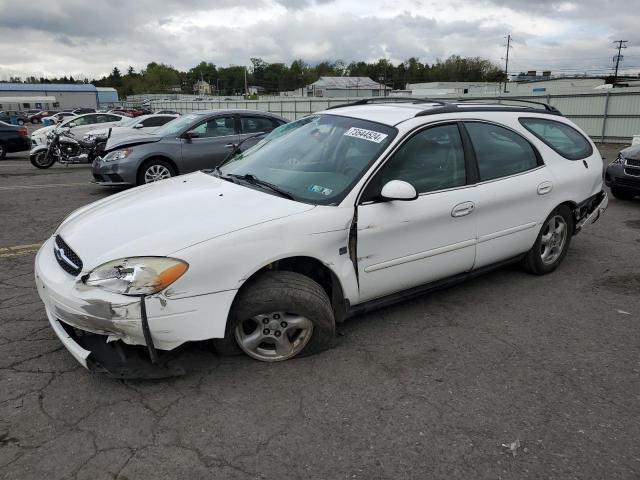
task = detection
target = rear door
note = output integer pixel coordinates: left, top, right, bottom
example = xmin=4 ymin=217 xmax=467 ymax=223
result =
xmin=463 ymin=121 xmax=555 ymax=268
xmin=180 ymin=115 xmax=239 ymax=171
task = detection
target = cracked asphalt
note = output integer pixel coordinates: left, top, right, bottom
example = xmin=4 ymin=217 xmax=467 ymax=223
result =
xmin=1 ymin=142 xmax=640 ymax=479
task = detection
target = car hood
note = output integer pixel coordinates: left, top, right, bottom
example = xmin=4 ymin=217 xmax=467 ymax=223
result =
xmin=85 ymin=126 xmax=137 ymax=138
xmin=32 ymin=125 xmax=55 ymax=137
xmin=105 ymin=132 xmax=161 ymax=151
xmin=621 ymin=144 xmax=640 ymax=161
xmin=56 ymin=171 xmax=316 ymax=270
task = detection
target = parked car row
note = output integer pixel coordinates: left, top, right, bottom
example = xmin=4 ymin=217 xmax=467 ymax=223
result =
xmin=32 ymin=98 xmax=613 ymax=377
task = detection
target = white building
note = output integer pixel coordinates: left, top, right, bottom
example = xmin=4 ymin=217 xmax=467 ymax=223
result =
xmin=193 ymin=80 xmax=212 ymax=96
xmin=406 ymin=82 xmax=501 ymax=96
xmin=307 ymin=77 xmax=391 ymax=98
xmin=0 ymin=83 xmax=99 ymax=111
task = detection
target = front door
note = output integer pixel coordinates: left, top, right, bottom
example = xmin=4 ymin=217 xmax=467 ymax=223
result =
xmin=180 ymin=115 xmax=239 ymax=172
xmin=356 ymin=123 xmax=477 ymax=303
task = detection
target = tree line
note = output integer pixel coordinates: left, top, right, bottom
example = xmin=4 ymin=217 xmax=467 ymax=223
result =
xmin=4 ymin=55 xmax=506 ymax=97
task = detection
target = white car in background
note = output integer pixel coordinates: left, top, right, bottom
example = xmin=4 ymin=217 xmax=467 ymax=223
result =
xmin=34 ymin=98 xmax=608 ymax=376
xmin=82 ymin=114 xmax=178 ymax=142
xmin=32 ymin=112 xmax=127 ymax=146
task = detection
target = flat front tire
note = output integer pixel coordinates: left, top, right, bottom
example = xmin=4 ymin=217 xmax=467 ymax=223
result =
xmin=522 ymin=205 xmax=573 ymax=275
xmin=214 ymin=271 xmax=335 ymax=361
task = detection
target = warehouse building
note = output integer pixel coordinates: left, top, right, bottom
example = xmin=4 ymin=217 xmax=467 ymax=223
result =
xmin=306 ymin=77 xmax=391 ymax=97
xmin=0 ymin=83 xmax=99 ymax=111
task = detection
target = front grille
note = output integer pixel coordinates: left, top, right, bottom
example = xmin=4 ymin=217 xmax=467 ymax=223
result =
xmin=54 ymin=235 xmax=83 ymax=276
xmin=625 ymin=158 xmax=640 ymax=168
xmin=624 ymin=167 xmax=640 ymax=177
xmin=615 ymin=177 xmax=640 ymax=188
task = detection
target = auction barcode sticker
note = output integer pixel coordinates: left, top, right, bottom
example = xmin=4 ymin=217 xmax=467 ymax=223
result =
xmin=344 ymin=127 xmax=388 ymax=143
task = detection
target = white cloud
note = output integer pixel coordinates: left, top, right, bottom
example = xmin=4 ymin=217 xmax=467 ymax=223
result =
xmin=0 ymin=0 xmax=638 ymax=80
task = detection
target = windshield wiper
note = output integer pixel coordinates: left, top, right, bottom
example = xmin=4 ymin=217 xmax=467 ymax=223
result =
xmin=228 ymin=174 xmax=295 ymax=200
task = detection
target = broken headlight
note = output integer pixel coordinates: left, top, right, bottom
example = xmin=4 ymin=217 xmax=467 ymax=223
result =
xmin=84 ymin=257 xmax=188 ymax=296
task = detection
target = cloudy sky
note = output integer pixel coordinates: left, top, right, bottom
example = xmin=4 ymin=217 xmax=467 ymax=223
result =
xmin=1 ymin=0 xmax=638 ymax=80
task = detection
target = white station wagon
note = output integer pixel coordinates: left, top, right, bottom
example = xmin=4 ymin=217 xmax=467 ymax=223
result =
xmin=35 ymin=98 xmax=608 ymax=376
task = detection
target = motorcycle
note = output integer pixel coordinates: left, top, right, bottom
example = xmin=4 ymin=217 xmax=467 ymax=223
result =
xmin=29 ymin=128 xmax=105 ymax=169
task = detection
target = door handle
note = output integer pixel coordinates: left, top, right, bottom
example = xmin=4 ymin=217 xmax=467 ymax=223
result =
xmin=225 ymin=143 xmax=237 ymax=148
xmin=451 ymin=201 xmax=475 ymax=218
xmin=537 ymin=181 xmax=553 ymax=195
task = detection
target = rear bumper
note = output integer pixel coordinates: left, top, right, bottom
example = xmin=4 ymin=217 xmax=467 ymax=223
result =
xmin=6 ymin=136 xmax=31 ymax=152
xmin=575 ymin=190 xmax=608 ymax=233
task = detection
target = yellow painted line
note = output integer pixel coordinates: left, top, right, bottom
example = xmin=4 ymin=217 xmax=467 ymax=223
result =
xmin=0 ymin=243 xmax=42 ymax=258
xmin=0 ymin=182 xmax=90 ymax=191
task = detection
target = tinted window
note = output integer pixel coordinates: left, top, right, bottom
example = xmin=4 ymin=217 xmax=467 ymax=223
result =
xmin=376 ymin=124 xmax=466 ymax=194
xmin=142 ymin=116 xmax=173 ymax=127
xmin=191 ymin=116 xmax=235 ymax=138
xmin=519 ymin=117 xmax=593 ymax=160
xmin=465 ymin=122 xmax=539 ymax=181
xmin=241 ymin=116 xmax=277 ymax=134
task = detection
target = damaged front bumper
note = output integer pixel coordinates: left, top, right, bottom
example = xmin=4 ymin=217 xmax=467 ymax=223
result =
xmin=35 ymin=236 xmax=237 ymax=377
xmin=574 ymin=190 xmax=608 ymax=233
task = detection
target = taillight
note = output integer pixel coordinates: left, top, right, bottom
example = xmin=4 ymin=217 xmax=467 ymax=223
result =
xmin=18 ymin=127 xmax=27 ymax=136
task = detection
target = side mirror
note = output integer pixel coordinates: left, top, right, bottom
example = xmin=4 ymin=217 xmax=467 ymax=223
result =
xmin=67 ymin=122 xmax=77 ymax=128
xmin=133 ymin=123 xmax=144 ymax=129
xmin=184 ymin=131 xmax=199 ymax=139
xmin=380 ymin=180 xmax=418 ymax=201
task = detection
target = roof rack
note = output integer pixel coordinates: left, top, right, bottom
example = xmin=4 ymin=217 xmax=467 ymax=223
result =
xmin=325 ymin=96 xmax=447 ymax=110
xmin=454 ymin=97 xmax=560 ymax=113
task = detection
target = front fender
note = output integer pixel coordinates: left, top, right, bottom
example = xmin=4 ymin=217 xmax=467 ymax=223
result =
xmin=30 ymin=145 xmax=49 ymax=156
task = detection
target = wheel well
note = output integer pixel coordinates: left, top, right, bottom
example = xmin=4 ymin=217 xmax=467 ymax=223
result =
xmin=239 ymin=256 xmax=348 ymax=322
xmin=139 ymin=156 xmax=179 ymax=175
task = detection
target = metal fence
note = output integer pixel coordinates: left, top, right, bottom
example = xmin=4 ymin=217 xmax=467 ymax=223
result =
xmin=125 ymin=88 xmax=640 ymax=143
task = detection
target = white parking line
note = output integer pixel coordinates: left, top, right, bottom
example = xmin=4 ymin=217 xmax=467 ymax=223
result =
xmin=0 ymin=182 xmax=90 ymax=191
xmin=0 ymin=243 xmax=42 ymax=258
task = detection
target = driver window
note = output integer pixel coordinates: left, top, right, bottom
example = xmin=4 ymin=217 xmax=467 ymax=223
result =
xmin=70 ymin=116 xmax=89 ymax=126
xmin=191 ymin=116 xmax=236 ymax=138
xmin=374 ymin=124 xmax=466 ymax=196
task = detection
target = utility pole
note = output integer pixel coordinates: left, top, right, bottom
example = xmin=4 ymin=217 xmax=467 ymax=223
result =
xmin=503 ymin=34 xmax=512 ymax=93
xmin=612 ymin=40 xmax=628 ymax=84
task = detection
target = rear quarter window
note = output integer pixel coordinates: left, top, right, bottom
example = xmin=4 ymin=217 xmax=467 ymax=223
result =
xmin=519 ymin=117 xmax=593 ymax=160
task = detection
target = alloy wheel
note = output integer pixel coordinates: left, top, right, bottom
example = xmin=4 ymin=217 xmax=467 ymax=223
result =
xmin=235 ymin=311 xmax=314 ymax=362
xmin=540 ymin=214 xmax=567 ymax=265
xmin=144 ymin=164 xmax=172 ymax=183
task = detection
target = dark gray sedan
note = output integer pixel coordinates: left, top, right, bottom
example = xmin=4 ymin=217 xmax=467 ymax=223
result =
xmin=92 ymin=109 xmax=288 ymax=186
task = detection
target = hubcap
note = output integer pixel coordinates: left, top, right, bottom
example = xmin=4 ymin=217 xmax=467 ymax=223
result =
xmin=34 ymin=152 xmax=48 ymax=166
xmin=540 ymin=215 xmax=567 ymax=265
xmin=144 ymin=164 xmax=171 ymax=183
xmin=235 ymin=311 xmax=314 ymax=362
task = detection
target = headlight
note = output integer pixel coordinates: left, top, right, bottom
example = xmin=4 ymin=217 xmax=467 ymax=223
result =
xmin=103 ymin=148 xmax=133 ymax=162
xmin=612 ymin=153 xmax=625 ymax=165
xmin=84 ymin=257 xmax=188 ymax=296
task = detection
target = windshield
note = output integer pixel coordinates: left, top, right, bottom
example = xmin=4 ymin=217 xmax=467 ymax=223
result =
xmin=217 ymin=114 xmax=396 ymax=205
xmin=154 ymin=113 xmax=201 ymax=137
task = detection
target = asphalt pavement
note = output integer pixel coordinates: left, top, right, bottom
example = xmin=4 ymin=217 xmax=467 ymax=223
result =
xmin=1 ymin=144 xmax=639 ymax=479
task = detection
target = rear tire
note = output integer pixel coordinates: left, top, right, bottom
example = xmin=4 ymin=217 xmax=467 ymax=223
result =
xmin=30 ymin=151 xmax=55 ymax=169
xmin=137 ymin=159 xmax=175 ymax=185
xmin=17 ymin=119 xmax=25 ymax=126
xmin=214 ymin=271 xmax=335 ymax=361
xmin=522 ymin=205 xmax=573 ymax=275
xmin=611 ymin=186 xmax=636 ymax=201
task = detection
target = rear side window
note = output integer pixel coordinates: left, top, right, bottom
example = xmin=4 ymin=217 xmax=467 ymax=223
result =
xmin=465 ymin=122 xmax=540 ymax=182
xmin=519 ymin=118 xmax=593 ymax=160
xmin=241 ymin=116 xmax=278 ymax=134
